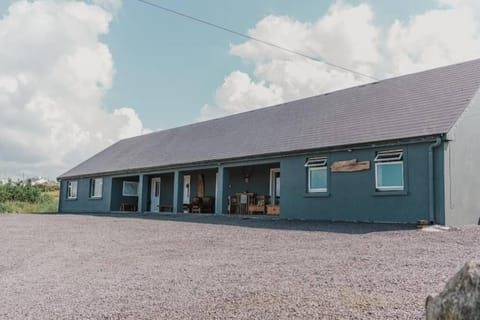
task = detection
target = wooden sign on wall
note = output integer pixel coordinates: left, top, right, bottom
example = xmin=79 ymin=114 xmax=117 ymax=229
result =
xmin=330 ymin=159 xmax=370 ymax=172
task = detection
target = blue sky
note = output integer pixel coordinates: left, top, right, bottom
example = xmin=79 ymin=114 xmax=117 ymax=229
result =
xmin=1 ymin=0 xmax=479 ymax=179
xmin=101 ymin=0 xmax=437 ymax=129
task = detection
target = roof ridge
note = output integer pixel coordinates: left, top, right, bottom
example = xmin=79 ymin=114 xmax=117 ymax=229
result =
xmin=59 ymin=58 xmax=480 ymax=179
xmin=120 ymin=58 xmax=480 ymax=143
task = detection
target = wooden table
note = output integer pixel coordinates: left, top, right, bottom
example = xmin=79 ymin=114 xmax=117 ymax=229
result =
xmin=160 ymin=205 xmax=173 ymax=212
xmin=266 ymin=205 xmax=280 ymax=215
xmin=120 ymin=203 xmax=137 ymax=212
xmin=237 ymin=192 xmax=254 ymax=214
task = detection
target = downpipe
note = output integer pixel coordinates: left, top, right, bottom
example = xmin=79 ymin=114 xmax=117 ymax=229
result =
xmin=428 ymin=136 xmax=442 ymax=223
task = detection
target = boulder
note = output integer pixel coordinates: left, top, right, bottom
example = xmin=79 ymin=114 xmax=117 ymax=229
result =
xmin=426 ymin=260 xmax=480 ymax=319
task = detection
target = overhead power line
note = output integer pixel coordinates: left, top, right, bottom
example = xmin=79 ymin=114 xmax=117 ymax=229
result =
xmin=134 ymin=0 xmax=474 ymax=102
xmin=134 ymin=0 xmax=380 ymax=82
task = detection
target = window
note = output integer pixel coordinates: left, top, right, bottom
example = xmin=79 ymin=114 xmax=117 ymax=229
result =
xmin=89 ymin=177 xmax=103 ymax=198
xmin=122 ymin=181 xmax=139 ymax=196
xmin=305 ymin=157 xmax=328 ymax=193
xmin=67 ymin=180 xmax=77 ymax=199
xmin=375 ymin=150 xmax=404 ymax=191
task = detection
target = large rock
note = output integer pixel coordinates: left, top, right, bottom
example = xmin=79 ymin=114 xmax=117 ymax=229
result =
xmin=426 ymin=261 xmax=480 ymax=319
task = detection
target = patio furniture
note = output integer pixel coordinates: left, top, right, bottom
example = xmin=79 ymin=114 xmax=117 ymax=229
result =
xmin=227 ymin=195 xmax=238 ymax=214
xmin=237 ymin=192 xmax=254 ymax=214
xmin=182 ymin=204 xmax=191 ymax=213
xmin=266 ymin=204 xmax=280 ymax=215
xmin=120 ymin=203 xmax=137 ymax=212
xmin=201 ymin=196 xmax=214 ymax=213
xmin=159 ymin=204 xmax=173 ymax=212
xmin=191 ymin=196 xmax=203 ymax=213
xmin=248 ymin=195 xmax=269 ymax=214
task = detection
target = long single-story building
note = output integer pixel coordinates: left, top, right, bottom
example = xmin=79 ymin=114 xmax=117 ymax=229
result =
xmin=58 ymin=59 xmax=480 ymax=225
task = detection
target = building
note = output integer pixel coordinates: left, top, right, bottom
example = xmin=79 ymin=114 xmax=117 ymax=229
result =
xmin=29 ymin=176 xmax=49 ymax=185
xmin=58 ymin=59 xmax=480 ymax=225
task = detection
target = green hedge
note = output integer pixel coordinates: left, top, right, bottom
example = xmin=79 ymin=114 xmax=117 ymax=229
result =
xmin=0 ymin=182 xmax=42 ymax=203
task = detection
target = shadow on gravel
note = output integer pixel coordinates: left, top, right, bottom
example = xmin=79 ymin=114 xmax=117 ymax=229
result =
xmin=59 ymin=212 xmax=415 ymax=234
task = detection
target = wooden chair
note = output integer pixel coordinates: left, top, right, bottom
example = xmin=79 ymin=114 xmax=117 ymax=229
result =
xmin=238 ymin=192 xmax=253 ymax=214
xmin=201 ymin=196 xmax=214 ymax=213
xmin=159 ymin=204 xmax=173 ymax=212
xmin=228 ymin=195 xmax=238 ymax=214
xmin=120 ymin=203 xmax=137 ymax=212
xmin=191 ymin=196 xmax=203 ymax=213
xmin=182 ymin=204 xmax=191 ymax=213
xmin=248 ymin=195 xmax=269 ymax=214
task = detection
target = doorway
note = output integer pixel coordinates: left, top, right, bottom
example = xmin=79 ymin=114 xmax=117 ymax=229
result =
xmin=183 ymin=175 xmax=191 ymax=208
xmin=270 ymin=168 xmax=280 ymax=204
xmin=150 ymin=177 xmax=161 ymax=212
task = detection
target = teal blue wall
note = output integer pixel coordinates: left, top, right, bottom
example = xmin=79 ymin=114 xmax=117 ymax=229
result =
xmin=280 ymin=142 xmax=444 ymax=223
xmin=159 ymin=174 xmax=174 ymax=207
xmin=178 ymin=169 xmax=217 ymax=213
xmin=182 ymin=169 xmax=217 ymax=198
xmin=59 ymin=177 xmax=112 ymax=212
xmin=143 ymin=173 xmax=174 ymax=211
xmin=110 ymin=176 xmax=139 ymax=211
xmin=226 ymin=163 xmax=279 ymax=196
xmin=59 ymin=140 xmax=445 ymax=224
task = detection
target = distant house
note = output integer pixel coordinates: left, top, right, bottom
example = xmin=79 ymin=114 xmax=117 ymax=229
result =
xmin=29 ymin=177 xmax=49 ymax=185
xmin=58 ymin=59 xmax=480 ymax=225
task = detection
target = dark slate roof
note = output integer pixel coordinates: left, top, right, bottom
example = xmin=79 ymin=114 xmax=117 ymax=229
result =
xmin=59 ymin=59 xmax=480 ymax=179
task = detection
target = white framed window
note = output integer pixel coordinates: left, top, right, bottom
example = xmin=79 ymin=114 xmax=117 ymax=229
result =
xmin=89 ymin=177 xmax=103 ymax=198
xmin=305 ymin=157 xmax=328 ymax=167
xmin=67 ymin=180 xmax=78 ymax=199
xmin=122 ymin=181 xmax=139 ymax=196
xmin=375 ymin=150 xmax=404 ymax=191
xmin=374 ymin=149 xmax=403 ymax=162
xmin=305 ymin=157 xmax=328 ymax=193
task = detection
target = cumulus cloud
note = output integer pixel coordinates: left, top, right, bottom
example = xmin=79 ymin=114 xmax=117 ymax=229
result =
xmin=199 ymin=71 xmax=284 ymax=119
xmin=438 ymin=0 xmax=480 ymax=11
xmin=200 ymin=3 xmax=380 ymax=120
xmin=200 ymin=1 xmax=480 ymax=120
xmin=0 ymin=0 xmax=148 ymax=179
xmin=92 ymin=0 xmax=122 ymax=14
xmin=385 ymin=5 xmax=480 ymax=75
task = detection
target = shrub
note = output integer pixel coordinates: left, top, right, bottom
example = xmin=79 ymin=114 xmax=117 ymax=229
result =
xmin=0 ymin=202 xmax=8 ymax=213
xmin=0 ymin=182 xmax=41 ymax=203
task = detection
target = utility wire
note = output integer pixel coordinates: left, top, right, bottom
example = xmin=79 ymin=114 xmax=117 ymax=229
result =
xmin=134 ymin=0 xmax=468 ymax=102
xmin=134 ymin=0 xmax=380 ymax=82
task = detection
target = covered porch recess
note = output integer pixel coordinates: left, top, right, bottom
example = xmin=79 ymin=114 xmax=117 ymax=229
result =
xmin=223 ymin=162 xmax=280 ymax=216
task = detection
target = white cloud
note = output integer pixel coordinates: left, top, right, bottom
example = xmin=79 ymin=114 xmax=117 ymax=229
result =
xmin=438 ymin=0 xmax=480 ymax=11
xmin=385 ymin=6 xmax=480 ymax=75
xmin=200 ymin=71 xmax=284 ymax=118
xmin=201 ymin=1 xmax=480 ymax=120
xmin=200 ymin=3 xmax=379 ymax=120
xmin=92 ymin=0 xmax=122 ymax=14
xmin=0 ymin=0 xmax=148 ymax=179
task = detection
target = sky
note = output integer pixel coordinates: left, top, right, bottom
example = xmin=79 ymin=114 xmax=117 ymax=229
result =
xmin=0 ymin=0 xmax=479 ymax=180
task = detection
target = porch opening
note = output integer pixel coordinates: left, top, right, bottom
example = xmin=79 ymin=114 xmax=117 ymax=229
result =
xmin=181 ymin=169 xmax=218 ymax=214
xmin=110 ymin=176 xmax=140 ymax=212
xmin=145 ymin=173 xmax=175 ymax=213
xmin=226 ymin=163 xmax=280 ymax=216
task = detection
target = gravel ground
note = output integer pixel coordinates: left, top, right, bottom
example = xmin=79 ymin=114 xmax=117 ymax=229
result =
xmin=0 ymin=213 xmax=478 ymax=320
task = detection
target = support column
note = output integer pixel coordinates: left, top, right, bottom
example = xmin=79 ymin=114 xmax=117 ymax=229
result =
xmin=215 ymin=166 xmax=230 ymax=214
xmin=172 ymin=170 xmax=181 ymax=213
xmin=137 ymin=174 xmax=145 ymax=213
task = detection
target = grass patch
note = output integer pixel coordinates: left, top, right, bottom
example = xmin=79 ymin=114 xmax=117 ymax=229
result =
xmin=0 ymin=185 xmax=59 ymax=213
xmin=0 ymin=191 xmax=58 ymax=213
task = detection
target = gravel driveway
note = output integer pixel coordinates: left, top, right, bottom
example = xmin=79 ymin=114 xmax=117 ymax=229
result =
xmin=0 ymin=213 xmax=478 ymax=319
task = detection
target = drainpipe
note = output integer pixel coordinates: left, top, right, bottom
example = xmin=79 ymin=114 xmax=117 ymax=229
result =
xmin=428 ymin=136 xmax=442 ymax=223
